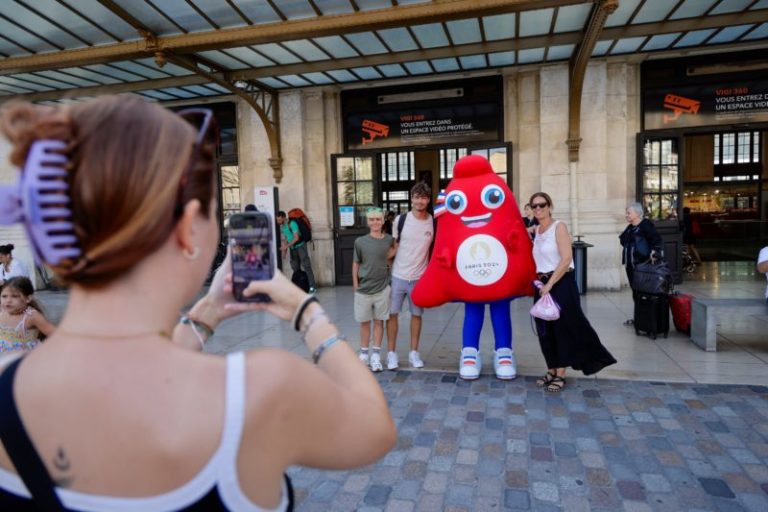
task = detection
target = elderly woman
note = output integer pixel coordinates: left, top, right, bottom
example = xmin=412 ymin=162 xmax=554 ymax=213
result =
xmin=619 ymin=202 xmax=663 ymax=325
xmin=530 ymin=192 xmax=616 ymax=392
xmin=0 ymin=244 xmax=30 ymax=286
xmin=0 ymin=96 xmax=395 ymax=511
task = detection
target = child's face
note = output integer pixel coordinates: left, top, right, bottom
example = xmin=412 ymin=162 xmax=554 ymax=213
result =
xmin=367 ymin=215 xmax=384 ymax=232
xmin=1 ymin=287 xmax=30 ymax=314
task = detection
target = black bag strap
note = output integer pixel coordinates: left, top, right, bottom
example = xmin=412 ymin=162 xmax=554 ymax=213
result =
xmin=0 ymin=357 xmax=65 ymax=511
xmin=395 ymin=213 xmax=406 ymax=243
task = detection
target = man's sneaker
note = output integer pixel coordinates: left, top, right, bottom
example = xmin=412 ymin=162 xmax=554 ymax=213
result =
xmin=409 ymin=350 xmax=424 ymax=368
xmin=369 ymin=352 xmax=383 ymax=372
xmin=358 ymin=351 xmax=369 ymax=365
xmin=386 ymin=351 xmax=399 ymax=370
xmin=459 ymin=347 xmax=481 ymax=380
xmin=494 ymin=348 xmax=517 ymax=380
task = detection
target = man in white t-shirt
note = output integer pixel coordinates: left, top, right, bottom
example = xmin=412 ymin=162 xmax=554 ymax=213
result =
xmin=386 ymin=182 xmax=434 ymax=370
xmin=758 ymin=246 xmax=768 ymax=304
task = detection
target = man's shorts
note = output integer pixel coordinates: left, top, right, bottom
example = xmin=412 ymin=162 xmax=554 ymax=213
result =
xmin=354 ymin=286 xmax=391 ymax=323
xmin=389 ymin=276 xmax=423 ymax=316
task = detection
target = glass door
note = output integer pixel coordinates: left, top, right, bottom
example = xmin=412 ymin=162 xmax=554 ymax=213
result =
xmin=637 ymin=135 xmax=683 ymax=283
xmin=331 ymin=154 xmax=377 ymax=285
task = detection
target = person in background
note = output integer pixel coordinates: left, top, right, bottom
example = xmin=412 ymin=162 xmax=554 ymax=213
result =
xmin=522 ymin=203 xmax=538 ymax=240
xmin=0 ymin=244 xmax=30 ymax=286
xmin=758 ymin=246 xmax=768 ymax=305
xmin=387 ymin=182 xmax=433 ymax=371
xmin=244 ymin=204 xmax=258 ymax=212
xmin=277 ymin=210 xmax=317 ymax=293
xmin=619 ymin=202 xmax=663 ymax=326
xmin=0 ymin=95 xmax=394 ymax=511
xmin=681 ymin=207 xmax=702 ymax=264
xmin=0 ymin=276 xmax=56 ymax=353
xmin=383 ymin=210 xmax=395 ymax=236
xmin=352 ymin=208 xmax=395 ymax=372
xmin=530 ymin=192 xmax=616 ymax=392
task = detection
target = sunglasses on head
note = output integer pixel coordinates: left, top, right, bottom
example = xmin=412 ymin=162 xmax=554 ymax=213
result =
xmin=531 ymin=202 xmax=549 ymax=209
xmin=174 ymin=108 xmax=218 ymax=218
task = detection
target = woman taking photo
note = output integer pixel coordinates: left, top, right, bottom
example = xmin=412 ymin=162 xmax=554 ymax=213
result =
xmin=0 ymin=245 xmax=30 ymax=286
xmin=530 ymin=192 xmax=616 ymax=392
xmin=0 ymin=96 xmax=395 ymax=511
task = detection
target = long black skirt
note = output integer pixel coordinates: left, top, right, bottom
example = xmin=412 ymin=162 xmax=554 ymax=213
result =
xmin=533 ymin=272 xmax=617 ymax=376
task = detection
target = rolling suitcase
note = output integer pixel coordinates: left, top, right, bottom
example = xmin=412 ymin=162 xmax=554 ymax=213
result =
xmin=669 ymin=293 xmax=693 ymax=335
xmin=633 ymin=291 xmax=669 ymax=340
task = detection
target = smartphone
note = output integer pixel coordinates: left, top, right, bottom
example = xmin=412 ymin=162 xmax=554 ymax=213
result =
xmin=228 ymin=212 xmax=275 ymax=302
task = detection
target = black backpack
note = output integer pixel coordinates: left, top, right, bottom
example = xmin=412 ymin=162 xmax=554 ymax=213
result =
xmin=291 ymin=218 xmax=312 ymax=244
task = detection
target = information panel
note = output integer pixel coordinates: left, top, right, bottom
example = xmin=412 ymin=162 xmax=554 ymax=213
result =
xmin=644 ymin=81 xmax=768 ymax=130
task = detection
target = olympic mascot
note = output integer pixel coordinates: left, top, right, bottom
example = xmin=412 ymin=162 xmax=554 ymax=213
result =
xmin=412 ymin=155 xmax=536 ymax=380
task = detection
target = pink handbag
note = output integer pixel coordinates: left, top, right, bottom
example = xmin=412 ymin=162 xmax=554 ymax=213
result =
xmin=530 ymin=280 xmax=560 ymax=321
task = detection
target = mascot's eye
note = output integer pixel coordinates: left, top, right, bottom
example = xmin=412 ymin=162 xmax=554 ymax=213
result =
xmin=445 ymin=191 xmax=467 ymax=214
xmin=481 ymin=185 xmax=505 ymax=209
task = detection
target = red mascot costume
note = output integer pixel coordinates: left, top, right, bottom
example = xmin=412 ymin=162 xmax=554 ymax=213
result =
xmin=412 ymin=155 xmax=535 ymax=379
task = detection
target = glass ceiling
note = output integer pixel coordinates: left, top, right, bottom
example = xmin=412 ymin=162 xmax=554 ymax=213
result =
xmin=0 ymin=0 xmax=766 ymax=103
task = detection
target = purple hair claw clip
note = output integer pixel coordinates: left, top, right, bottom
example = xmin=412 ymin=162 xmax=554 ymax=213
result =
xmin=0 ymin=139 xmax=81 ymax=266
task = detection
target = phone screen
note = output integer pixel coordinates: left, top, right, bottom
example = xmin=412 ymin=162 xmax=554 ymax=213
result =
xmin=228 ymin=212 xmax=275 ymax=302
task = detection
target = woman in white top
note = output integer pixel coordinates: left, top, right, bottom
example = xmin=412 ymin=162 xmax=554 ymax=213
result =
xmin=530 ymin=192 xmax=616 ymax=392
xmin=0 ymin=245 xmax=30 ymax=286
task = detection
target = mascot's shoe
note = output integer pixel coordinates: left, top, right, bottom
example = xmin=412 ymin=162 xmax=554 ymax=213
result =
xmin=494 ymin=348 xmax=517 ymax=380
xmin=459 ymin=347 xmax=481 ymax=380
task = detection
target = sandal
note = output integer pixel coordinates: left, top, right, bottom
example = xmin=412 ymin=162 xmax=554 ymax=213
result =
xmin=545 ymin=376 xmax=566 ymax=393
xmin=536 ymin=372 xmax=556 ymax=387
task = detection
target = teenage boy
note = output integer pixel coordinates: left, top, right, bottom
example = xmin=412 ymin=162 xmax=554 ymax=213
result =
xmin=387 ymin=182 xmax=433 ymax=370
xmin=277 ymin=210 xmax=316 ymax=293
xmin=353 ymin=208 xmax=396 ymax=372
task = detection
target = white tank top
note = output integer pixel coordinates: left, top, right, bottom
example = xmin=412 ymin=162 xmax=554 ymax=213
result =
xmin=533 ymin=220 xmax=574 ymax=273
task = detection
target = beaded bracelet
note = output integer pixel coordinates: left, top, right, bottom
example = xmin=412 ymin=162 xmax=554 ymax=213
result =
xmin=312 ymin=334 xmax=346 ymax=364
xmin=300 ymin=308 xmax=329 ymax=342
xmin=293 ymin=295 xmax=319 ymax=331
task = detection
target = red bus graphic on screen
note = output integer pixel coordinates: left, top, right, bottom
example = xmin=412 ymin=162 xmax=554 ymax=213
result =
xmin=362 ymin=119 xmax=390 ymax=145
xmin=663 ymin=94 xmax=700 ymax=124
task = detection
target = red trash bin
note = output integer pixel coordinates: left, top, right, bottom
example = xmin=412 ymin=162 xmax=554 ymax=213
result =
xmin=669 ymin=293 xmax=693 ymax=335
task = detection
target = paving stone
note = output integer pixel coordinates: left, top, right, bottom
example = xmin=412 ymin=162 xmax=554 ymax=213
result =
xmin=699 ymin=477 xmax=736 ymax=499
xmin=445 ymin=483 xmax=474 ymax=507
xmin=504 ymin=488 xmax=531 ymax=510
xmin=640 ymin=473 xmax=672 ymax=493
xmin=505 ymin=469 xmax=529 ymax=488
xmin=532 ymin=481 xmax=560 ymax=503
xmin=616 ymin=480 xmax=646 ymax=501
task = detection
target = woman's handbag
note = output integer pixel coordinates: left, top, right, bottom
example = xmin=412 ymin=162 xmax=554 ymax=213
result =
xmin=530 ymin=280 xmax=561 ymax=321
xmin=632 ymin=260 xmax=672 ymax=295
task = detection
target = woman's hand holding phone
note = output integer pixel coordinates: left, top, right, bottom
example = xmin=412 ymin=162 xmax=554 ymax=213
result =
xmin=225 ymin=270 xmax=308 ymax=321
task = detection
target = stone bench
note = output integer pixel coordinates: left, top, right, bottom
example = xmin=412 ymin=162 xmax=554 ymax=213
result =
xmin=690 ymin=298 xmax=767 ymax=351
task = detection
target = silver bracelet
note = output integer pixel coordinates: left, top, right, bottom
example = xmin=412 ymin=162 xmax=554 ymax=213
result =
xmin=312 ymin=334 xmax=346 ymax=364
xmin=300 ymin=309 xmax=329 ymax=342
xmin=179 ymin=315 xmax=213 ymax=348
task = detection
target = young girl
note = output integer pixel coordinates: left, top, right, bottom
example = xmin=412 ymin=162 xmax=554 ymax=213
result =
xmin=0 ymin=276 xmax=55 ymax=353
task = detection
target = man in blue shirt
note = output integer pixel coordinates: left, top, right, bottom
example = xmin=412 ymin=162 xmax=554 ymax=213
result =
xmin=277 ymin=210 xmax=316 ymax=293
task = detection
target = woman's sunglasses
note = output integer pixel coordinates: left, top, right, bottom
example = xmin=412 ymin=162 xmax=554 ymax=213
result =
xmin=531 ymin=202 xmax=549 ymax=209
xmin=174 ymin=108 xmax=218 ymax=218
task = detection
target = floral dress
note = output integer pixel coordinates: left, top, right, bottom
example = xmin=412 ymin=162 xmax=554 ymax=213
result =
xmin=0 ymin=308 xmax=40 ymax=353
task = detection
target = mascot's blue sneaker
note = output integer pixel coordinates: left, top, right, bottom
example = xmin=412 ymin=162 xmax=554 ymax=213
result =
xmin=494 ymin=348 xmax=517 ymax=380
xmin=459 ymin=347 xmax=481 ymax=380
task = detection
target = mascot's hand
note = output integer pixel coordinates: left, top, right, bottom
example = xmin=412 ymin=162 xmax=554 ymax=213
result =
xmin=436 ymin=247 xmax=453 ymax=269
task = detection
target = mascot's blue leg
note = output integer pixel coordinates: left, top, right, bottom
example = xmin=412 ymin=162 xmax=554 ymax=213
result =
xmin=462 ymin=302 xmax=485 ymax=350
xmin=489 ymin=299 xmax=512 ymax=351
xmin=459 ymin=302 xmax=485 ymax=380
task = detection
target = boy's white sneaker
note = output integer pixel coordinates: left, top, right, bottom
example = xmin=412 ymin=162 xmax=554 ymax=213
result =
xmin=358 ymin=351 xmax=369 ymax=365
xmin=409 ymin=350 xmax=424 ymax=368
xmin=494 ymin=348 xmax=517 ymax=380
xmin=459 ymin=347 xmax=481 ymax=380
xmin=370 ymin=352 xmax=383 ymax=372
xmin=386 ymin=351 xmax=399 ymax=370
